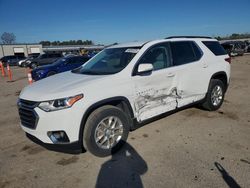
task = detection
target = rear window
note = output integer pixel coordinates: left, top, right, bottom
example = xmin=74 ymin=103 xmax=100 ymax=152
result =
xmin=202 ymin=41 xmax=227 ymax=56
xmin=171 ymin=41 xmax=202 ymax=66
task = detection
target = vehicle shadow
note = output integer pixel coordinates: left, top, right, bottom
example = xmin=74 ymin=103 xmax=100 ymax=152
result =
xmin=214 ymin=162 xmax=241 ymax=188
xmin=95 ymin=142 xmax=148 ymax=188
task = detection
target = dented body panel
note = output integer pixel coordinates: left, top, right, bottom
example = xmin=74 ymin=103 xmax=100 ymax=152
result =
xmin=133 ymin=69 xmax=177 ymax=121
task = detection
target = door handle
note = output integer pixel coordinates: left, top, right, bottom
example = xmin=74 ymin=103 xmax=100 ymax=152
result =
xmin=167 ymin=73 xmax=175 ymax=77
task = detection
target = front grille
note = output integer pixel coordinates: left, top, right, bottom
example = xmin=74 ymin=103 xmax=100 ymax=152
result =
xmin=18 ymin=99 xmax=39 ymax=129
xmin=19 ymin=99 xmax=38 ymax=108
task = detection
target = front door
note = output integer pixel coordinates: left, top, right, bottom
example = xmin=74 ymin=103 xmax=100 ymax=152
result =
xmin=132 ymin=43 xmax=178 ymax=122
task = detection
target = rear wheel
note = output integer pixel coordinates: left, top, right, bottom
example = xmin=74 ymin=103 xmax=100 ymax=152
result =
xmin=202 ymin=79 xmax=225 ymax=111
xmin=83 ymin=105 xmax=129 ymax=157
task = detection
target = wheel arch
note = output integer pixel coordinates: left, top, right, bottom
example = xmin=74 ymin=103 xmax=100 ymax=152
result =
xmin=210 ymin=71 xmax=229 ymax=92
xmin=78 ymin=96 xmax=135 ymax=147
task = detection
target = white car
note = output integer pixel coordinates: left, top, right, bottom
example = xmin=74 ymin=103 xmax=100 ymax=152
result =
xmin=18 ymin=36 xmax=231 ymax=157
xmin=17 ymin=54 xmax=40 ymax=67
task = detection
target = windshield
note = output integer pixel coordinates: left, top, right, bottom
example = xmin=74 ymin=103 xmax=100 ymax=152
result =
xmin=72 ymin=47 xmax=140 ymax=75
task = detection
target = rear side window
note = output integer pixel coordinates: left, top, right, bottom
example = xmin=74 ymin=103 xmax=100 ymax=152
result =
xmin=202 ymin=41 xmax=227 ymax=56
xmin=170 ymin=41 xmax=202 ymax=66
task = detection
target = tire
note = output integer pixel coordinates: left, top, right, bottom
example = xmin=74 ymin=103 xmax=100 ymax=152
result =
xmin=202 ymin=79 xmax=225 ymax=111
xmin=30 ymin=62 xmax=37 ymax=69
xmin=47 ymin=71 xmax=56 ymax=77
xmin=83 ymin=105 xmax=130 ymax=157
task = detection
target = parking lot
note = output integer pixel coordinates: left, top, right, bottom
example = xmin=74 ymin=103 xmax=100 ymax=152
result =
xmin=0 ymin=55 xmax=250 ymax=188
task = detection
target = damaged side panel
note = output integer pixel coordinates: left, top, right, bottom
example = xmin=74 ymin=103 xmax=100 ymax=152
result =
xmin=134 ymin=86 xmax=205 ymax=122
xmin=134 ymin=87 xmax=179 ymax=122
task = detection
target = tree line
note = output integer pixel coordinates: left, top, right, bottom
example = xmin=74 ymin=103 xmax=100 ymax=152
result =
xmin=215 ymin=33 xmax=250 ymax=40
xmin=39 ymin=40 xmax=94 ymax=46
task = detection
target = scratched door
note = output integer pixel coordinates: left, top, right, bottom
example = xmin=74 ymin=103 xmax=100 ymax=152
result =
xmin=132 ymin=43 xmax=177 ymax=122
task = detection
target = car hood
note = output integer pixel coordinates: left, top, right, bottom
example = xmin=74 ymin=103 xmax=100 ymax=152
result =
xmin=20 ymin=71 xmax=106 ymax=101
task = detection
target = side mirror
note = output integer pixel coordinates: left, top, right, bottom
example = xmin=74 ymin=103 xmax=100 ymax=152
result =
xmin=137 ymin=63 xmax=153 ymax=74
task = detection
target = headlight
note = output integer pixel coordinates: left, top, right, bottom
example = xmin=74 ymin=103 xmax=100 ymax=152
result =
xmin=38 ymin=94 xmax=83 ymax=112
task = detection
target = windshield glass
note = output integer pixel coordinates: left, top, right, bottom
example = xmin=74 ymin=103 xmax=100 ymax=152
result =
xmin=72 ymin=47 xmax=140 ymax=75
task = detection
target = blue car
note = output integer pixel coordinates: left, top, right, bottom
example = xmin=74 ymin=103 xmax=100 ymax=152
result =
xmin=31 ymin=55 xmax=90 ymax=81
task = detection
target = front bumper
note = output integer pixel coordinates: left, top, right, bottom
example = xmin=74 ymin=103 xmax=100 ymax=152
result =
xmin=26 ymin=133 xmax=83 ymax=154
xmin=18 ymin=98 xmax=86 ymax=152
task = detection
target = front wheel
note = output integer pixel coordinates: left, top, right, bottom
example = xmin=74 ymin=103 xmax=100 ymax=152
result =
xmin=201 ymin=79 xmax=225 ymax=111
xmin=83 ymin=105 xmax=130 ymax=157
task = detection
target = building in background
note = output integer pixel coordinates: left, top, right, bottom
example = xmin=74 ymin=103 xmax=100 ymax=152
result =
xmin=0 ymin=44 xmax=106 ymax=58
xmin=0 ymin=44 xmax=42 ymax=58
xmin=42 ymin=45 xmax=105 ymax=55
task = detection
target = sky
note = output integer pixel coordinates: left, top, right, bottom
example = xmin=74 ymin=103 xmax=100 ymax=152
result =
xmin=0 ymin=0 xmax=250 ymax=45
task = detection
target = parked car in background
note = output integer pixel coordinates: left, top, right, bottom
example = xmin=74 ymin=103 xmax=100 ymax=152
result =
xmin=26 ymin=53 xmax=63 ymax=69
xmin=221 ymin=41 xmax=244 ymax=56
xmin=0 ymin=55 xmax=26 ymax=66
xmin=31 ymin=55 xmax=90 ymax=81
xmin=244 ymin=40 xmax=250 ymax=52
xmin=18 ymin=53 xmax=40 ymax=67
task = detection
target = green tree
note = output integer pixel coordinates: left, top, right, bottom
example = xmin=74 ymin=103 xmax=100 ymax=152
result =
xmin=1 ymin=32 xmax=16 ymax=44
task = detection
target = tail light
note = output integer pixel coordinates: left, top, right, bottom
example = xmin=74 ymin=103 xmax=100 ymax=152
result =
xmin=225 ymin=57 xmax=231 ymax=64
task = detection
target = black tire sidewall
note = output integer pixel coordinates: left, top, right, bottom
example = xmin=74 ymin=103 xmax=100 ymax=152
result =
xmin=83 ymin=106 xmax=129 ymax=157
xmin=206 ymin=79 xmax=225 ymax=111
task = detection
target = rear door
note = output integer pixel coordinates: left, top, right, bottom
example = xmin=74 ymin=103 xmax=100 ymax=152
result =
xmin=169 ymin=41 xmax=207 ymax=107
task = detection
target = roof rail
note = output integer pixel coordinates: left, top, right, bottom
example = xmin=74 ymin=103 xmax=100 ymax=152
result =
xmin=166 ymin=36 xmax=212 ymax=39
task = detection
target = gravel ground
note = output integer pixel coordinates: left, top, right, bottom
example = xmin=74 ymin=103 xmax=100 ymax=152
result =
xmin=0 ymin=55 xmax=250 ymax=188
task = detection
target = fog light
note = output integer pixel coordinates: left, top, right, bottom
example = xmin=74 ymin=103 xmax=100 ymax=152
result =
xmin=47 ymin=131 xmax=70 ymax=143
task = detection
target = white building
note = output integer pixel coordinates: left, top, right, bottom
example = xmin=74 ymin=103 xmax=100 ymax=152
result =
xmin=0 ymin=44 xmax=42 ymax=58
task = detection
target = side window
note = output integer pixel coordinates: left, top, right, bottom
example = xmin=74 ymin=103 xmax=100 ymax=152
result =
xmin=191 ymin=42 xmax=202 ymax=60
xmin=171 ymin=41 xmax=199 ymax=66
xmin=139 ymin=43 xmax=171 ymax=71
xmin=202 ymin=41 xmax=227 ymax=56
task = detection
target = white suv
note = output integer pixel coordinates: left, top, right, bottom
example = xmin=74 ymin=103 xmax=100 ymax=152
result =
xmin=18 ymin=36 xmax=231 ymax=157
